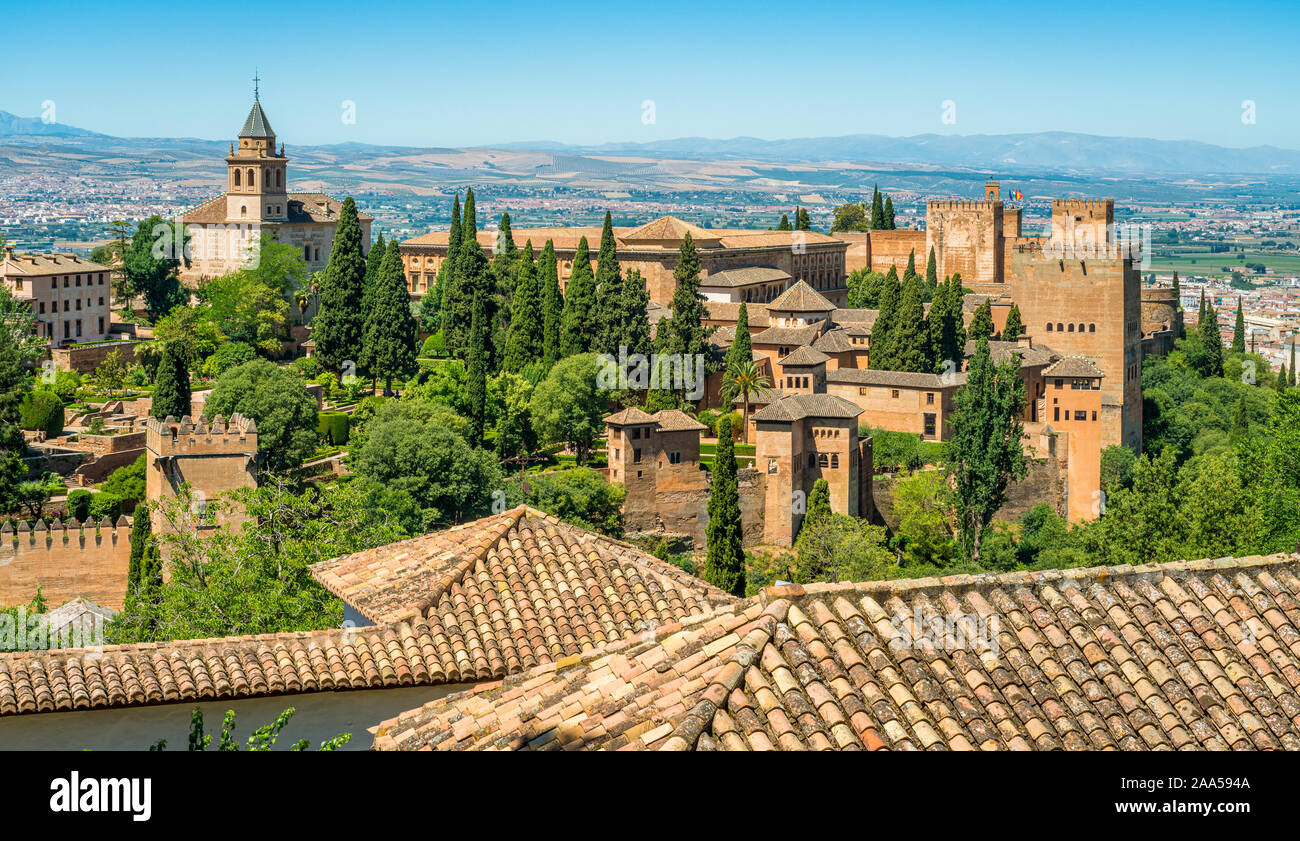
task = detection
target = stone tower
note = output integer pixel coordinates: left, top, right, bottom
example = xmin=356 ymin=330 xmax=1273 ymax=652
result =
xmin=224 ymin=83 xmax=289 ymax=225
xmin=145 ymin=413 xmax=259 ymax=532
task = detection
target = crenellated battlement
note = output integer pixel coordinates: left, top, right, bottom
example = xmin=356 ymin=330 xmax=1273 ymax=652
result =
xmin=1052 ymin=198 xmax=1114 ymax=211
xmin=927 ymin=200 xmax=999 ymax=212
xmin=0 ymin=518 xmax=133 ymax=609
xmin=145 ymin=413 xmax=258 ymax=457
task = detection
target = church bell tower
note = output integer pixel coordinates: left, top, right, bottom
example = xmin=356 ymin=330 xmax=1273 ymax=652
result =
xmin=225 ymin=73 xmax=289 ymax=224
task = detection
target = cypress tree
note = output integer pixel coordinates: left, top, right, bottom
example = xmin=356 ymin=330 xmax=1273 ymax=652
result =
xmin=804 ymin=478 xmax=831 ymax=530
xmin=883 ymin=195 xmax=896 ymax=229
xmin=503 ymin=241 xmax=542 ymax=372
xmin=593 ymin=211 xmax=624 ymax=352
xmin=364 ymin=239 xmax=419 ymax=395
xmin=1279 ymin=361 xmax=1289 ymax=393
xmin=925 ymin=246 xmax=938 ymax=297
xmin=358 ymin=231 xmax=387 ymax=384
xmin=438 ymin=194 xmax=463 ymax=340
xmin=869 ymin=185 xmax=885 ymax=230
xmin=893 ymin=271 xmax=931 ymax=373
xmin=312 ymin=197 xmax=367 ymax=372
xmin=495 ymin=212 xmax=518 ymax=260
xmin=870 ymin=266 xmax=901 ymax=370
xmin=903 ymin=250 xmax=917 ymax=284
xmin=560 ymin=237 xmax=598 ymax=356
xmin=704 ymin=415 xmax=745 ymax=596
xmin=927 ymin=278 xmax=952 ymax=371
xmin=656 ymin=233 xmax=712 ymax=397
xmin=1200 ymin=298 xmax=1223 ymax=377
xmin=151 ymin=340 xmax=191 ymax=419
xmin=448 ymin=189 xmax=489 ymax=357
xmin=126 ymin=502 xmax=152 ymax=600
xmin=620 ymin=268 xmax=653 ymax=356
xmin=968 ymin=299 xmax=995 ymax=343
xmin=1003 ymin=304 xmax=1024 ymax=342
xmin=466 ymin=290 xmax=487 ymax=445
xmin=795 ymin=208 xmax=811 ymax=231
xmin=1291 ymin=338 xmax=1297 ymax=387
xmin=1232 ymin=299 xmax=1246 ymax=353
xmin=724 ymin=302 xmax=753 ymax=376
xmin=777 ymin=214 xmax=791 ymax=231
xmin=539 ymin=240 xmax=562 ymax=366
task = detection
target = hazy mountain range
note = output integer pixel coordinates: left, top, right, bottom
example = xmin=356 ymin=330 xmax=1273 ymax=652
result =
xmin=2 ymin=111 xmax=1298 ymax=205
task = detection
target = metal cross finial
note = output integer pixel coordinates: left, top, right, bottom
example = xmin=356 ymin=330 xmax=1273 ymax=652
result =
xmin=253 ymin=69 xmax=261 ymax=100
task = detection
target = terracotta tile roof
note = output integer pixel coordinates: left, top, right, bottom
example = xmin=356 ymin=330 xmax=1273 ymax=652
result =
xmin=1044 ymin=356 xmax=1106 ymax=378
xmin=831 ymin=308 xmax=879 ymax=325
xmin=2 ymin=252 xmax=111 ymax=276
xmin=604 ymin=407 xmax=656 ymax=426
xmin=751 ymin=322 xmax=825 ymax=347
xmin=811 ymin=328 xmax=855 ymax=354
xmin=0 ymin=508 xmax=736 ymax=719
xmin=826 ymin=368 xmax=965 ymax=389
xmin=374 ymin=553 xmax=1300 ymax=751
xmin=0 ymin=620 xmax=445 ymax=717
xmin=778 ymin=345 xmax=830 ymax=367
xmin=964 ymin=340 xmax=1055 ymax=368
xmin=181 ymin=192 xmax=373 ymax=225
xmin=651 ymin=410 xmax=709 ymax=432
xmin=768 ymin=280 xmax=835 ymax=313
xmin=701 ymin=267 xmax=791 ymax=288
xmin=704 ymin=301 xmax=770 ymax=327
xmin=750 ymin=394 xmax=862 ymax=422
xmin=623 ymin=216 xmax=721 ymax=245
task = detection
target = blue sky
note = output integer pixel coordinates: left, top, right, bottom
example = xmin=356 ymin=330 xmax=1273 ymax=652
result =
xmin=3 ymin=0 xmax=1297 ymax=149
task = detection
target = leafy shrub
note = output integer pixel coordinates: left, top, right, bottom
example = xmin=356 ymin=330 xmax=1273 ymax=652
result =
xmin=420 ymin=332 xmax=447 ymax=358
xmin=66 ymin=489 xmax=92 ymax=521
xmin=713 ymin=411 xmax=742 ymax=440
xmin=19 ymin=390 xmax=64 ymax=436
xmin=203 ymin=341 xmax=257 ymax=380
xmin=49 ymin=370 xmax=82 ymax=402
xmin=293 ymin=355 xmax=323 ymax=380
xmin=100 ymin=454 xmax=146 ymax=507
xmin=317 ymin=411 xmax=350 ymax=445
xmin=89 ymin=492 xmax=123 ymax=522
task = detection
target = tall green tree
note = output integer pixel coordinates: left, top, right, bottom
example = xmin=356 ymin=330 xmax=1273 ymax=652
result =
xmin=503 ymin=241 xmax=542 ymax=372
xmin=466 ymin=291 xmax=488 ymax=446
xmin=704 ymin=415 xmax=745 ymax=596
xmin=151 ymin=340 xmax=191 ymax=419
xmin=924 ymin=246 xmax=938 ymax=297
xmin=0 ymin=288 xmax=35 ymax=513
xmin=883 ymin=195 xmax=896 ymax=229
xmin=869 ymin=186 xmax=885 ymax=230
xmin=437 ymin=194 xmax=463 ymax=340
xmin=869 ymin=266 xmax=901 ymax=370
xmin=539 ymin=240 xmax=563 ymax=366
xmin=723 ymin=302 xmax=753 ymax=376
xmin=794 ymin=207 xmax=811 ymax=231
xmin=593 ymin=212 xmax=624 ymax=352
xmin=892 ymin=271 xmax=931 ymax=373
xmin=776 ymin=214 xmax=791 ymax=231
xmin=1199 ymin=297 xmax=1224 ymax=378
xmin=1003 ymin=304 xmax=1024 ymax=342
xmin=619 ymin=268 xmax=652 ymax=356
xmin=447 ymin=189 xmax=489 ymax=358
xmin=1232 ymin=298 xmax=1246 ymax=354
xmin=560 ymin=237 xmax=598 ymax=356
xmin=361 ymin=231 xmax=386 ymax=323
xmin=719 ymin=358 xmax=771 ymax=444
xmin=311 ymin=197 xmax=367 ymax=371
xmin=968 ymin=298 xmax=995 ymax=343
xmin=364 ymin=239 xmax=419 ymax=395
xmin=125 ymin=214 xmax=188 ymax=319
xmin=655 ymin=233 xmax=713 ymax=398
xmin=945 ymin=338 xmax=1027 ymax=561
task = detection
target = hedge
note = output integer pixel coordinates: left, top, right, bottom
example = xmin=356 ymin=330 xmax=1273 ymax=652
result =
xmin=317 ymin=411 xmax=350 ymax=446
xmin=88 ymin=492 xmax=123 ymax=522
xmin=19 ymin=390 xmax=64 ymax=436
xmin=66 ymin=489 xmax=92 ymax=521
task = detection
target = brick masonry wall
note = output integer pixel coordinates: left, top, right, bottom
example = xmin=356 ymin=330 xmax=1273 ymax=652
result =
xmin=51 ymin=340 xmax=144 ymax=374
xmin=0 ymin=521 xmax=132 ymax=609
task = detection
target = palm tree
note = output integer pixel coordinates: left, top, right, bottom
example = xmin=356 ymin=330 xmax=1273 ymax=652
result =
xmin=720 ymin=358 xmax=772 ymax=443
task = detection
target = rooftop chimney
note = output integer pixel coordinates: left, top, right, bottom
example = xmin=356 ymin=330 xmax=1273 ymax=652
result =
xmin=3 ymin=244 xmax=12 ymax=260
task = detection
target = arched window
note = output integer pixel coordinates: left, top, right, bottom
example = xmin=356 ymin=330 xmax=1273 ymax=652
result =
xmin=1057 ymin=322 xmax=1064 ymax=332
xmin=1089 ymin=323 xmax=1096 ymax=332
xmin=831 ymin=453 xmax=839 ymax=468
xmin=233 ymin=169 xmax=241 ymax=187
xmin=1078 ymin=324 xmax=1085 ymax=333
xmin=818 ymin=453 xmax=828 ymax=468
xmin=1046 ymin=322 xmax=1053 ymax=332
xmin=247 ymin=168 xmax=255 ymax=186
xmin=1068 ymin=323 xmax=1075 ymax=332
xmin=240 ymin=205 xmax=247 ymax=218
xmin=276 ymin=169 xmax=282 ymax=188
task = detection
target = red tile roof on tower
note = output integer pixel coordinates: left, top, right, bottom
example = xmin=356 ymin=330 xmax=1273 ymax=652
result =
xmin=375 ymin=553 xmax=1300 ymax=751
xmin=767 ymin=280 xmax=836 ymax=313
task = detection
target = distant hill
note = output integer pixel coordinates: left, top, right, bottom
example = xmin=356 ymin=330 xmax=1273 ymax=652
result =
xmin=0 ymin=110 xmax=106 ymax=138
xmin=495 ymin=132 xmax=1300 ymax=175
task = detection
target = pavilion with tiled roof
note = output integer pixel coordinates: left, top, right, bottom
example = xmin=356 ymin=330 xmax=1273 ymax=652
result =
xmin=375 ymin=552 xmax=1300 ymax=751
